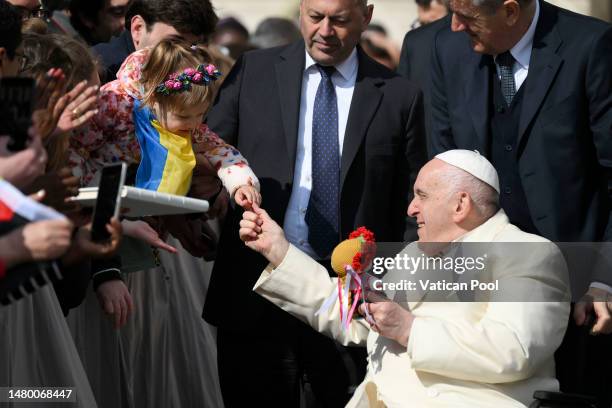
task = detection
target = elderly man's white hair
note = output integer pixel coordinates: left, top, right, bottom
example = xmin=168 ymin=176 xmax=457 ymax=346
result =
xmin=471 ymin=0 xmax=533 ymax=13
xmin=442 ymin=165 xmax=500 ymax=219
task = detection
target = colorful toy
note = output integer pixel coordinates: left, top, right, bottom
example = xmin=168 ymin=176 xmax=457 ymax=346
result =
xmin=316 ymin=227 xmax=376 ymax=329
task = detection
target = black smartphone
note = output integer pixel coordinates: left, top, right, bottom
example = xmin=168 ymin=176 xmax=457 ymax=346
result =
xmin=91 ymin=163 xmax=127 ymax=242
xmin=0 ymin=77 xmax=36 ymax=151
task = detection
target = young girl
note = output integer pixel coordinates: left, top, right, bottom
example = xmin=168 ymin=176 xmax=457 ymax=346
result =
xmin=69 ymin=38 xmax=260 ymax=210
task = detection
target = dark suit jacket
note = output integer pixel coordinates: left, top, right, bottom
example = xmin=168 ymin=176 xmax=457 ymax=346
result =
xmin=398 ymin=15 xmax=451 ymax=149
xmin=204 ymin=40 xmax=427 ymax=329
xmin=430 ymin=1 xmax=612 ymax=284
xmin=92 ymin=30 xmax=136 ymax=84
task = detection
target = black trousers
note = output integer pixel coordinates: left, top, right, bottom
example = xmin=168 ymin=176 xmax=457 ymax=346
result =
xmin=555 ymin=306 xmax=612 ymax=408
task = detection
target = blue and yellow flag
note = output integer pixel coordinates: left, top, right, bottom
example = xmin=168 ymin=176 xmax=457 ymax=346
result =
xmin=133 ymin=99 xmax=196 ymax=196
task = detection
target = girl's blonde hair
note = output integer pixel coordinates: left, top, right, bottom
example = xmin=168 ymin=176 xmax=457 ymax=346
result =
xmin=140 ymin=37 xmax=218 ymax=115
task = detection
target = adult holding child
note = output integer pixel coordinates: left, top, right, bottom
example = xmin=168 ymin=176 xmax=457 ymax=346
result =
xmin=68 ymin=38 xmax=260 ymax=407
xmin=70 ymin=38 xmax=260 ymax=249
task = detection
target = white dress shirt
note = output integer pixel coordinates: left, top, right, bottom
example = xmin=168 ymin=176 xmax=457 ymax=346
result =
xmin=494 ymin=0 xmax=539 ymax=91
xmin=283 ymin=48 xmax=359 ymax=259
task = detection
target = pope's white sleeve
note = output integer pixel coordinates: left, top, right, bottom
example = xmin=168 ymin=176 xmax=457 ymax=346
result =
xmin=254 ymin=244 xmax=370 ymax=346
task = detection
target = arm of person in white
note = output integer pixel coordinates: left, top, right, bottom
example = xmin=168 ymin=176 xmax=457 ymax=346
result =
xmin=254 ymin=244 xmax=370 ymax=346
xmin=240 ymin=205 xmax=369 ymax=345
xmin=406 ymin=241 xmax=570 ymax=383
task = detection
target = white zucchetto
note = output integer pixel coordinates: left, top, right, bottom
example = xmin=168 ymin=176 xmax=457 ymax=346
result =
xmin=435 ymin=150 xmax=500 ymax=193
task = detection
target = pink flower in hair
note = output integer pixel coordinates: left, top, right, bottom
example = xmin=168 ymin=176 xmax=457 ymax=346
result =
xmin=205 ymin=64 xmax=216 ymax=75
xmin=156 ymin=64 xmax=221 ymax=95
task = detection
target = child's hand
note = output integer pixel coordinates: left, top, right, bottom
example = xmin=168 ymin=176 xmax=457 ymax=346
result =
xmin=235 ymin=185 xmax=262 ymax=210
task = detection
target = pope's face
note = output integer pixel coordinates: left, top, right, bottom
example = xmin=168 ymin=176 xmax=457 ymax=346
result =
xmin=407 ymin=160 xmax=457 ymax=244
xmin=299 ymin=0 xmax=373 ymax=66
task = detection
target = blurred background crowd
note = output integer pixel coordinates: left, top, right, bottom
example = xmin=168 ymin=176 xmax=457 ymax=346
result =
xmin=7 ymin=0 xmax=611 ymax=71
xmin=0 ymin=0 xmax=610 ymax=407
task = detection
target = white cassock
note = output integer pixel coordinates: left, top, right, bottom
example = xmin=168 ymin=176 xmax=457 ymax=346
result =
xmin=254 ymin=210 xmax=570 ymax=407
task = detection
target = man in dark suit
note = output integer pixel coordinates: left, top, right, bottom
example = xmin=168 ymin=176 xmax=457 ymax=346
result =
xmin=204 ymin=0 xmax=426 ymax=406
xmin=398 ymin=14 xmax=451 ymax=148
xmin=430 ymin=0 xmax=612 ymax=404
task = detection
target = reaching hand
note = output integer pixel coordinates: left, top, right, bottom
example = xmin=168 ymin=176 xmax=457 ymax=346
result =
xmin=240 ymin=204 xmax=288 ymax=267
xmin=574 ymin=287 xmax=612 ymax=335
xmin=122 ymin=219 xmax=177 ymax=253
xmin=54 ymin=81 xmax=99 ymax=135
xmin=234 ymin=184 xmax=262 ymax=210
xmin=96 ymin=280 xmax=134 ymax=329
xmin=358 ymin=301 xmax=414 ymax=347
xmin=32 ymin=68 xmax=68 ymax=140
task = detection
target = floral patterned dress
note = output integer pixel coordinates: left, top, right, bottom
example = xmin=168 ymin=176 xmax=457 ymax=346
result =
xmin=69 ymin=48 xmax=258 ymax=197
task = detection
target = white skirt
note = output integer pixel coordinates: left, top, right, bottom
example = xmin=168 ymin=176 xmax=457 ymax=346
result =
xmin=0 ymin=284 xmax=98 ymax=408
xmin=66 ymin=235 xmax=224 ymax=408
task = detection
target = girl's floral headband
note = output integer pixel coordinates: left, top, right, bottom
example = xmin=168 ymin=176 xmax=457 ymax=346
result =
xmin=155 ymin=64 xmax=222 ymax=95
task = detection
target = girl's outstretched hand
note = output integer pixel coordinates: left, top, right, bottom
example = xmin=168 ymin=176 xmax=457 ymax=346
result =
xmin=234 ymin=185 xmax=262 ymax=210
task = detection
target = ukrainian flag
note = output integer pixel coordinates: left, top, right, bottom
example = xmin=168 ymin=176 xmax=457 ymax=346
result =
xmin=133 ymin=99 xmax=196 ymax=196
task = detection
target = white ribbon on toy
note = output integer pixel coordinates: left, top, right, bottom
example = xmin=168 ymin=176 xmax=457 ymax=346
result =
xmin=314 ymin=264 xmax=370 ymax=332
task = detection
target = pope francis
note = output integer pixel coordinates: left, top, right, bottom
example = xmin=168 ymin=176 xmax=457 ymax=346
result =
xmin=239 ymin=150 xmax=570 ymax=407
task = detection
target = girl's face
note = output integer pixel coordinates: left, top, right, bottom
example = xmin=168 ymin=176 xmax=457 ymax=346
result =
xmin=154 ymin=102 xmax=208 ymax=136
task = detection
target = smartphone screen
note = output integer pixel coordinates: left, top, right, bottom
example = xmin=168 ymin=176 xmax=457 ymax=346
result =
xmin=91 ymin=163 xmax=127 ymax=242
xmin=0 ymin=78 xmax=36 ymax=151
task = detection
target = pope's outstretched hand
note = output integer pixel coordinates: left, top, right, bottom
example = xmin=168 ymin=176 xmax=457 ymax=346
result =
xmin=240 ymin=204 xmax=289 ymax=268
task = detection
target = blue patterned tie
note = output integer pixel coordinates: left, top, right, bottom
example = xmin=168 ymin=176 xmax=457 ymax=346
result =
xmin=306 ymin=64 xmax=339 ymax=258
xmin=496 ymin=51 xmax=516 ymax=106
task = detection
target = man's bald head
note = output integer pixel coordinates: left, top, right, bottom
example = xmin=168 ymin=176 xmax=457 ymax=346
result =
xmin=299 ymin=0 xmax=373 ymax=66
